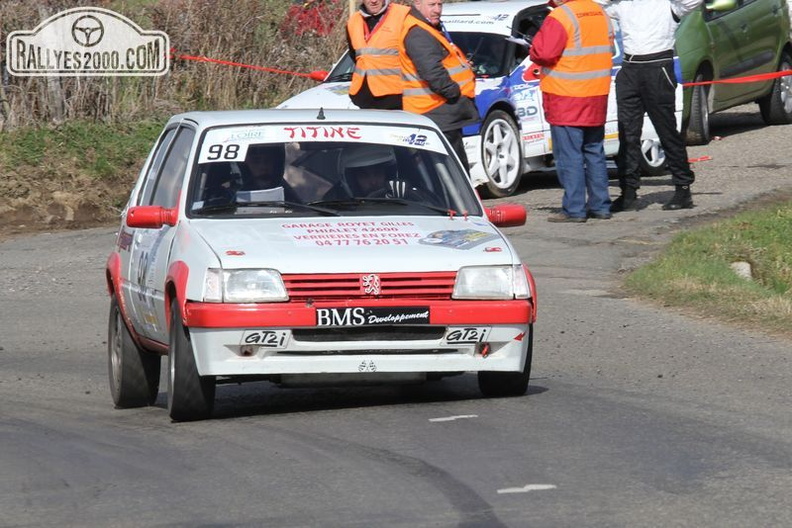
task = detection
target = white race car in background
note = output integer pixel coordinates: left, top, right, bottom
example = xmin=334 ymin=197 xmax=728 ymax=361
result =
xmin=279 ymin=0 xmax=679 ymax=197
xmin=106 ymin=108 xmax=537 ymax=421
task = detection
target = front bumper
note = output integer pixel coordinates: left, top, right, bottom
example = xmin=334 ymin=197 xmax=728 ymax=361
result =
xmin=184 ymin=299 xmax=533 ymax=377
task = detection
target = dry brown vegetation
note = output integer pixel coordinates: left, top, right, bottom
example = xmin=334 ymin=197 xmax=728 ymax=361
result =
xmin=0 ymin=0 xmax=347 ymax=237
xmin=0 ymin=0 xmax=347 ymax=128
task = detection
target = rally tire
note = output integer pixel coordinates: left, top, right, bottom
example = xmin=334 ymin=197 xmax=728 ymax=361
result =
xmin=759 ymin=52 xmax=792 ymax=125
xmin=638 ymin=138 xmax=667 ymax=176
xmin=478 ymin=325 xmax=533 ymax=398
xmin=479 ymin=110 xmax=522 ymax=198
xmin=685 ymin=72 xmax=711 ymax=146
xmin=168 ymin=300 xmax=215 ymax=422
xmin=108 ymin=295 xmax=161 ymax=408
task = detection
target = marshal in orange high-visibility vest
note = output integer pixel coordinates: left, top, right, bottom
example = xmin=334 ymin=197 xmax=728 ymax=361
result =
xmin=348 ymin=3 xmax=410 ymax=97
xmin=539 ymin=0 xmax=613 ymax=98
xmin=398 ymin=16 xmax=475 ymax=115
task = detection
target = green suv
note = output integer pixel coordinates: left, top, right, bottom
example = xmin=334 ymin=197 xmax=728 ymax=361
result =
xmin=676 ymin=0 xmax=792 ymax=144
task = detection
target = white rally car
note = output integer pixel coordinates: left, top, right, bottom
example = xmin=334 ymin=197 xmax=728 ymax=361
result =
xmin=279 ymin=0 xmax=678 ymax=197
xmin=106 ymin=108 xmax=537 ymax=421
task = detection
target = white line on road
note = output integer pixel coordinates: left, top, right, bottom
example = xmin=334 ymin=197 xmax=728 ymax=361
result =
xmin=497 ymin=484 xmax=557 ymax=494
xmin=428 ymin=414 xmax=479 ymax=422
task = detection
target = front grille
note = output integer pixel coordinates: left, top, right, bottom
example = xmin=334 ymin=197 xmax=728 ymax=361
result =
xmin=292 ymin=326 xmax=446 ymax=342
xmin=282 ymin=272 xmax=456 ymax=301
xmin=276 ymin=348 xmax=460 ymax=356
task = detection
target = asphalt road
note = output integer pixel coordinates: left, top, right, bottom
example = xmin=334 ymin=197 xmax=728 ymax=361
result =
xmin=1 ymin=106 xmax=791 ymax=527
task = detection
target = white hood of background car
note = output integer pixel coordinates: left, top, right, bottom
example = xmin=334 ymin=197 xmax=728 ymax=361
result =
xmin=277 ymin=82 xmax=356 ymax=110
xmin=189 ymin=216 xmax=516 ymax=273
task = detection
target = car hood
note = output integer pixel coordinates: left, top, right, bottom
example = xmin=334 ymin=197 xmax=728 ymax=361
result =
xmin=188 ymin=215 xmax=517 ymax=273
xmin=277 ymin=82 xmax=357 ymax=110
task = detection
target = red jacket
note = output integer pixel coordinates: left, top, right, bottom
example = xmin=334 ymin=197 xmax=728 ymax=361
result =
xmin=529 ymin=11 xmax=610 ymax=127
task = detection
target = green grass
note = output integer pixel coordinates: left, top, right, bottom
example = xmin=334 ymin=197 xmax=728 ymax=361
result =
xmin=0 ymin=120 xmax=164 ymax=182
xmin=625 ymin=201 xmax=792 ymax=336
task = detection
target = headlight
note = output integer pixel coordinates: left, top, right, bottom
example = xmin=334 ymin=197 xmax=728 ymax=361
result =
xmin=453 ymin=265 xmax=531 ymax=300
xmin=203 ymin=268 xmax=288 ymax=303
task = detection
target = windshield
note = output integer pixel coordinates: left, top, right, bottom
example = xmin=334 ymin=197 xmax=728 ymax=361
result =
xmin=450 ymin=32 xmax=516 ymax=78
xmin=325 ymin=53 xmax=354 ymax=83
xmin=188 ymin=124 xmax=482 ymax=218
xmin=324 ymin=32 xmax=520 ymax=82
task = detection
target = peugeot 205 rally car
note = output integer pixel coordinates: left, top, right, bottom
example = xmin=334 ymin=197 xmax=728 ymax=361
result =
xmin=279 ymin=0 xmax=682 ymax=198
xmin=106 ymin=108 xmax=537 ymax=421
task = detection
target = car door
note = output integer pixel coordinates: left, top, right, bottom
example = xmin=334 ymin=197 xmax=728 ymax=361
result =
xmin=724 ymin=0 xmax=784 ymax=100
xmin=128 ymin=124 xmax=196 ymax=343
xmin=121 ymin=126 xmax=176 ymax=338
xmin=704 ymin=0 xmax=773 ymax=108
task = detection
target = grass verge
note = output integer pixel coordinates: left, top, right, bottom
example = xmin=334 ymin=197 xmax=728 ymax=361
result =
xmin=625 ymin=198 xmax=792 ymax=338
xmin=0 ymin=119 xmax=165 ymax=235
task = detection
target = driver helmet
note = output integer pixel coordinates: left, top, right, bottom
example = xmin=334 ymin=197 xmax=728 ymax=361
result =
xmin=339 ymin=144 xmax=398 ymax=196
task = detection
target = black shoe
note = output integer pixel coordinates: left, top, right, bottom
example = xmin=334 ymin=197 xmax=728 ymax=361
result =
xmin=663 ymin=185 xmax=694 ymax=210
xmin=610 ymin=187 xmax=638 ymax=213
xmin=587 ymin=211 xmax=612 ymax=220
xmin=547 ymin=213 xmax=587 ymax=223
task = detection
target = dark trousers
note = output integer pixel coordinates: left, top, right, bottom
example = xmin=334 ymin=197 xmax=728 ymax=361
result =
xmin=615 ymin=58 xmax=694 ymax=190
xmin=444 ymin=129 xmax=470 ymax=173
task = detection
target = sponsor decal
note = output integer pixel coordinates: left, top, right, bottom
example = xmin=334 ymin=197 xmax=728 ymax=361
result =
xmin=281 ymin=220 xmax=424 ymax=247
xmin=522 ymin=132 xmax=545 ymax=144
xmin=7 ymin=7 xmax=169 ymax=77
xmin=419 ymin=229 xmax=499 ymax=250
xmin=327 ymin=85 xmax=350 ymax=96
xmin=398 ymin=133 xmax=427 ymax=146
xmin=316 ymin=307 xmax=430 ymax=327
xmin=117 ymin=229 xmax=133 ymax=251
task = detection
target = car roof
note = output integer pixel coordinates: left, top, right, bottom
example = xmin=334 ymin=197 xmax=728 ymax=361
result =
xmin=442 ymin=0 xmax=547 ymax=35
xmin=169 ymin=108 xmax=440 ymax=131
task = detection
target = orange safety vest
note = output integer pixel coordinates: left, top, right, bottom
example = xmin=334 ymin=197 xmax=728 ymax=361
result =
xmin=348 ymin=3 xmax=410 ymax=97
xmin=540 ymin=0 xmax=613 ymax=97
xmin=398 ymin=16 xmax=475 ymax=115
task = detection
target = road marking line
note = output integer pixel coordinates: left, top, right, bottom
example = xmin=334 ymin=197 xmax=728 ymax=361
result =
xmin=428 ymin=414 xmax=479 ymax=422
xmin=497 ymin=484 xmax=557 ymax=494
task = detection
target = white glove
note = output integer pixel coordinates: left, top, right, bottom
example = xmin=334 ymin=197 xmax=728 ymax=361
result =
xmin=506 ymin=35 xmax=531 ymax=48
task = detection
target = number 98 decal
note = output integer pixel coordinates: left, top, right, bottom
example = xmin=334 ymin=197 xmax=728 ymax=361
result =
xmin=198 ymin=142 xmax=248 ymax=163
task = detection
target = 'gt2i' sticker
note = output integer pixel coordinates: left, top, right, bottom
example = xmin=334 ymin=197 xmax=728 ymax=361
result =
xmin=240 ymin=330 xmax=290 ymax=348
xmin=443 ymin=327 xmax=491 ymax=344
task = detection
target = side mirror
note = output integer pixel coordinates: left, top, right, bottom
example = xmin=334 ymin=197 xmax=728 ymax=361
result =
xmin=308 ymin=70 xmax=329 ymax=82
xmin=126 ymin=206 xmax=178 ymax=229
xmin=486 ymin=203 xmax=526 ymax=227
xmin=704 ymin=0 xmax=736 ymax=11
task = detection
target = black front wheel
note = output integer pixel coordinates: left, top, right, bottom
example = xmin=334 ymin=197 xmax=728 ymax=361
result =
xmin=478 ymin=325 xmax=533 ymax=398
xmin=759 ymin=52 xmax=792 ymax=125
xmin=168 ymin=300 xmax=215 ymax=422
xmin=685 ymin=72 xmax=711 ymax=146
xmin=108 ymin=295 xmax=160 ymax=408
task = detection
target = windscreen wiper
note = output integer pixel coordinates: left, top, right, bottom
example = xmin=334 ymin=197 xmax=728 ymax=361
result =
xmin=312 ymin=197 xmax=458 ymax=216
xmin=325 ymin=72 xmax=353 ymax=83
xmin=237 ymin=200 xmax=341 ymax=216
xmin=193 ymin=201 xmax=340 ymax=216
